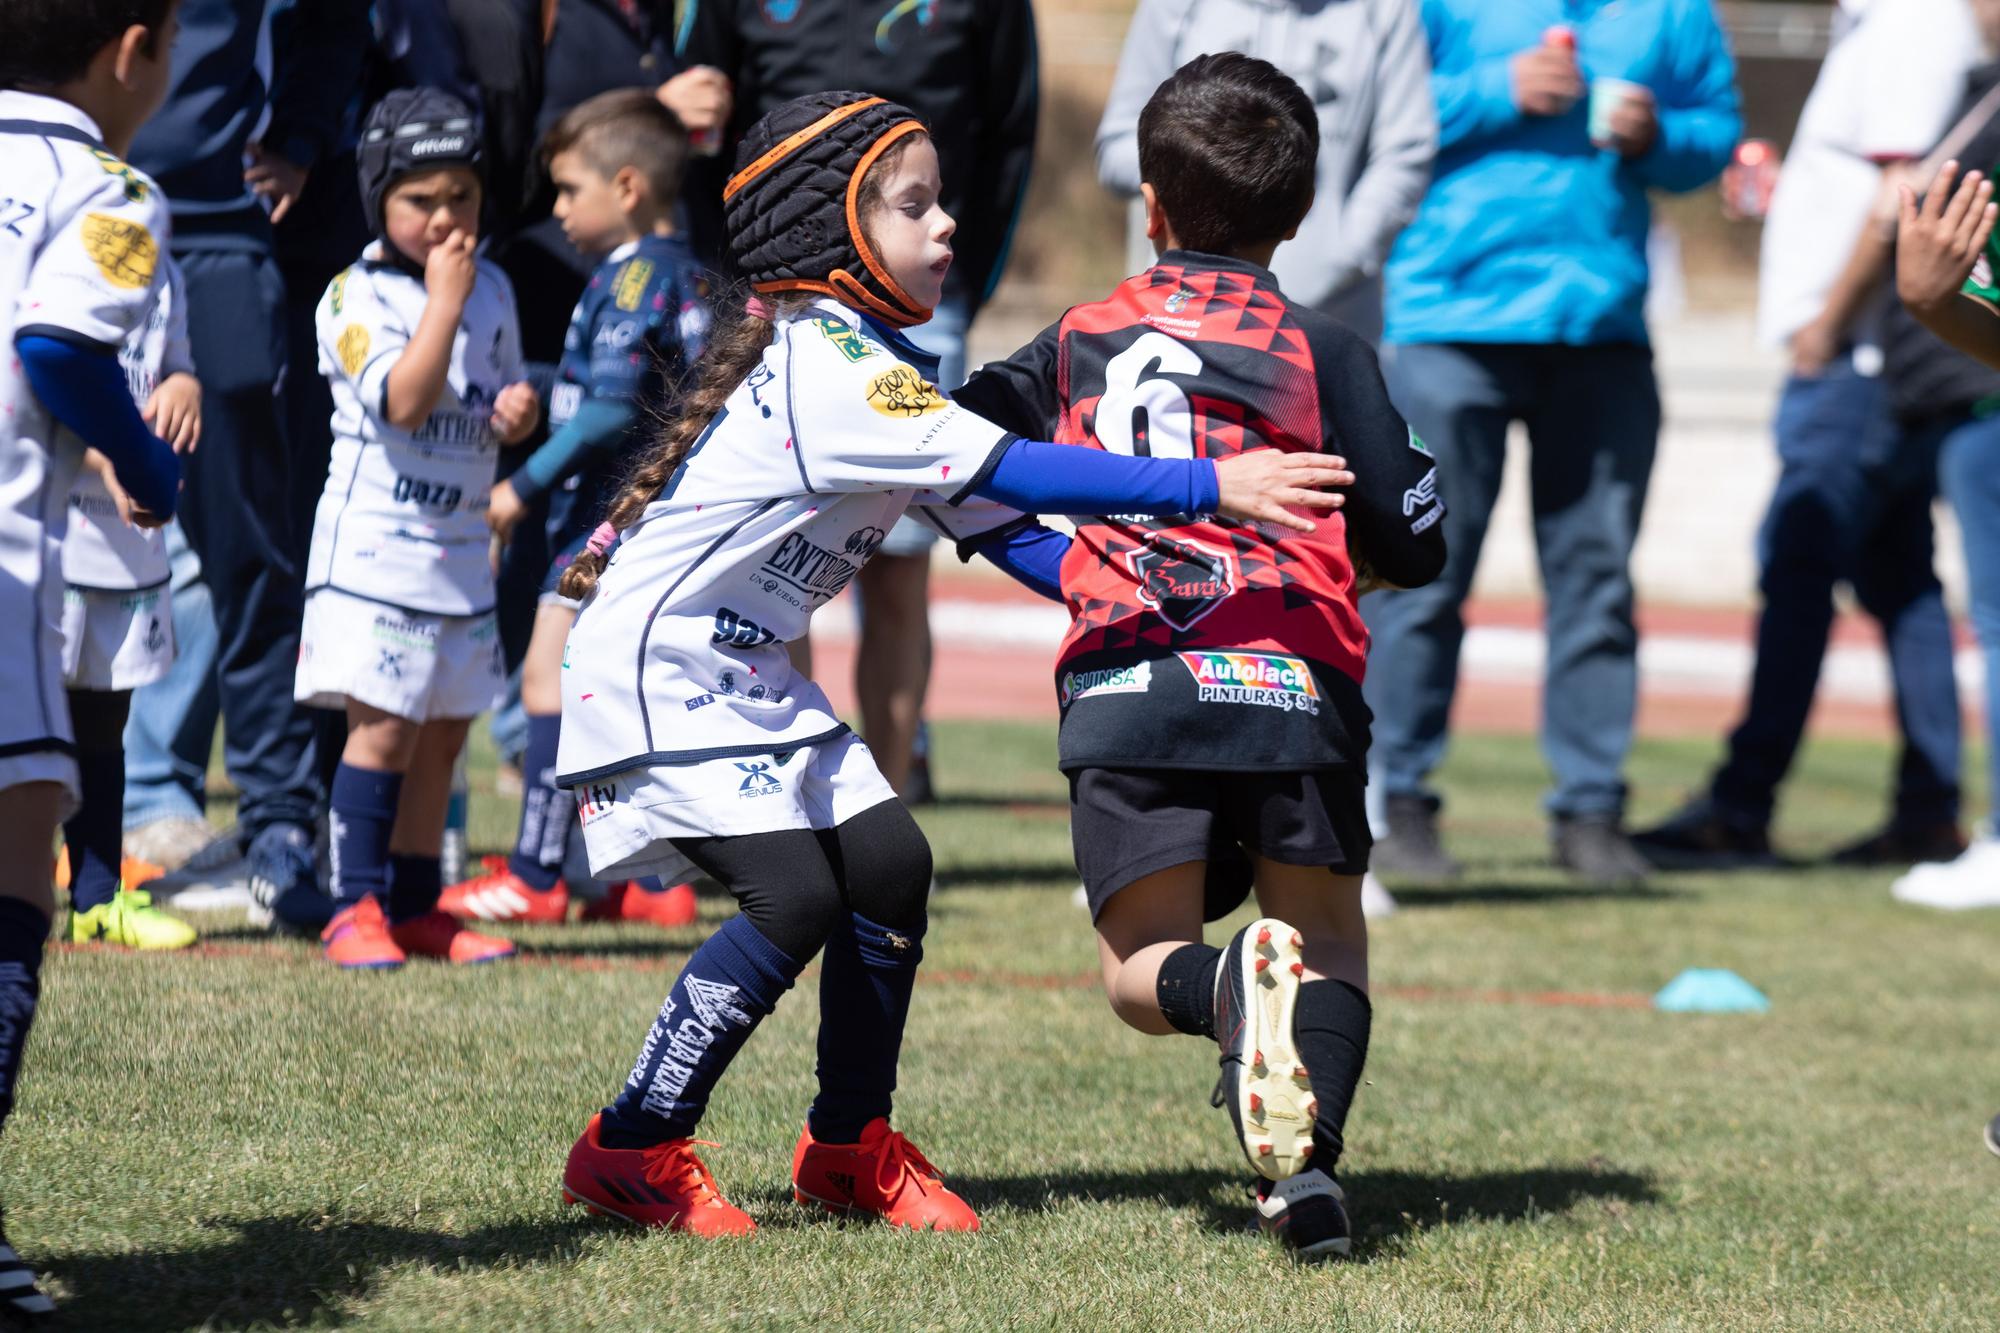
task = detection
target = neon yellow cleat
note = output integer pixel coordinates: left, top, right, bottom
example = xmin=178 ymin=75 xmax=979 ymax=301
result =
xmin=69 ymin=889 xmax=198 ymax=951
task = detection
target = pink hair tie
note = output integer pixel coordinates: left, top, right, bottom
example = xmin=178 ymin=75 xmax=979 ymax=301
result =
xmin=585 ymin=522 xmax=619 ymax=557
xmin=745 ymin=295 xmax=773 ymax=320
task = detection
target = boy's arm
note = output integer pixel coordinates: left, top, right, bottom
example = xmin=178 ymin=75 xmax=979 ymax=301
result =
xmin=1898 ymin=162 xmax=2000 ymax=370
xmin=1308 ymin=321 xmax=1445 ymax=590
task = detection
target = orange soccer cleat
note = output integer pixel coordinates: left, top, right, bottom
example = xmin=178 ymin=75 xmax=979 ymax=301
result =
xmin=579 ymin=881 xmax=698 ymax=929
xmin=561 ymin=1114 xmax=755 ymax=1235
xmin=388 ymin=910 xmax=516 ymax=965
xmin=321 ymin=895 xmax=406 ymax=970
xmin=791 ymin=1117 xmax=979 ymax=1231
xmin=438 ymin=856 xmax=570 ymax=924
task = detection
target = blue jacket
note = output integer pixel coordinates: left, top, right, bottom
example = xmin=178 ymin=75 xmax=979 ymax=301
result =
xmin=1384 ymin=0 xmax=1740 ymax=346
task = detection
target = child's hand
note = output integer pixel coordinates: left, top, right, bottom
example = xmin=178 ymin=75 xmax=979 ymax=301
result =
xmin=425 ymin=230 xmax=479 ymax=308
xmin=81 ymin=448 xmax=168 ymax=530
xmin=486 ymin=478 xmax=526 ymax=541
xmin=143 ymin=372 xmax=202 ymax=453
xmin=490 ymin=381 xmax=540 ymax=445
xmin=1898 ymin=161 xmax=1998 ymax=316
xmin=1213 ymin=449 xmax=1353 ymax=534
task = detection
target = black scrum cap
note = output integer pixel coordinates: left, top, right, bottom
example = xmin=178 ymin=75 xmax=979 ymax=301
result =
xmin=357 ymin=88 xmax=483 ymax=246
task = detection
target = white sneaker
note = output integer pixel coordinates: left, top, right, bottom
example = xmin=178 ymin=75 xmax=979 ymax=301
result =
xmin=1890 ymin=837 xmax=2000 ymax=910
xmin=1360 ymin=872 xmax=1398 ymax=920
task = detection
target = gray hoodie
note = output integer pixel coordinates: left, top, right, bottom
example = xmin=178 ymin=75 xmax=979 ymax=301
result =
xmin=1095 ymin=0 xmax=1435 ymax=342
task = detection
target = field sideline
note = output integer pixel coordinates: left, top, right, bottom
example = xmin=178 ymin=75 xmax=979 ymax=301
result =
xmin=8 ymin=720 xmax=2000 ymax=1330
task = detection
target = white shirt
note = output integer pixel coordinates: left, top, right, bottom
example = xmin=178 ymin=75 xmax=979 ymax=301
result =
xmin=61 ymin=258 xmax=188 ymax=590
xmin=557 ymin=298 xmax=1019 ymax=786
xmin=1758 ymin=0 xmax=1980 ymax=348
xmin=0 ymin=92 xmax=173 ymax=605
xmin=307 ymin=242 xmax=524 ymax=615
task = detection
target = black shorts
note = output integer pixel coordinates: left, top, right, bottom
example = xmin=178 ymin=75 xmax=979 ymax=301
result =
xmin=1069 ymin=767 xmax=1372 ymax=922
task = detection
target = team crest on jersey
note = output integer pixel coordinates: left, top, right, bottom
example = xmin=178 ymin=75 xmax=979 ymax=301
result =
xmin=865 ymin=365 xmax=945 ymax=418
xmin=812 ymin=317 xmax=876 ymax=362
xmin=1164 ymin=286 xmax=1196 ymax=314
xmin=338 ymin=325 xmax=371 ymax=378
xmin=80 ymin=213 xmax=157 ymax=290
xmin=88 ymin=149 xmax=150 ymax=203
xmin=1123 ymin=535 xmax=1238 ymax=631
xmin=1178 ymin=651 xmax=1321 ymax=714
xmin=613 ymin=259 xmax=655 ymax=312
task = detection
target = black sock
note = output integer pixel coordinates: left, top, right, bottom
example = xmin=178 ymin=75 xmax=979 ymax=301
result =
xmin=63 ymin=749 xmax=125 ymax=913
xmin=1155 ymin=943 xmax=1221 ymax=1039
xmin=1295 ymin=978 xmax=1372 ymax=1168
xmin=0 ymin=898 xmax=50 ymax=1139
xmin=387 ymin=853 xmax=442 ymax=924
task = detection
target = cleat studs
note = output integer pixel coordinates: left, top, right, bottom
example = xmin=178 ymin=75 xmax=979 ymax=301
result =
xmin=1289 ymin=961 xmax=1305 ymax=978
xmin=1252 ymin=1049 xmax=1265 ymax=1070
xmin=1305 ymin=1098 xmax=1319 ymax=1120
xmin=1300 ymin=1143 xmax=1314 ymax=1160
xmin=1289 ymin=930 xmax=1303 ymax=950
xmin=1249 ymin=1092 xmax=1264 ymax=1116
xmin=1256 ymin=926 xmax=1272 ymax=946
xmin=1254 ymin=957 xmax=1270 ymax=974
xmin=1295 ymin=1064 xmax=1310 ymax=1081
xmin=1257 ymin=1142 xmax=1275 ymax=1157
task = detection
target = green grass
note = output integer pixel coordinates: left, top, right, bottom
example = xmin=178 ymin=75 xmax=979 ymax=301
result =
xmin=10 ymin=721 xmax=2000 ymax=1330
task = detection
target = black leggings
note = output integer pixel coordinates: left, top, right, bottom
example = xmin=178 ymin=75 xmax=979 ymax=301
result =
xmin=669 ymin=798 xmax=933 ymax=962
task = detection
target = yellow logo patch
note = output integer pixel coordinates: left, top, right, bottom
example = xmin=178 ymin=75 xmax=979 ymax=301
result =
xmin=613 ymin=258 xmax=655 ymax=311
xmin=337 ymin=324 xmax=370 ymax=377
xmin=865 ymin=366 xmax=946 ymax=419
xmin=79 ymin=213 xmax=157 ymax=290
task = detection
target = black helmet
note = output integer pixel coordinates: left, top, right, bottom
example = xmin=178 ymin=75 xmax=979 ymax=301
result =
xmin=356 ymin=87 xmax=483 ymax=245
xmin=723 ymin=91 xmax=932 ymax=328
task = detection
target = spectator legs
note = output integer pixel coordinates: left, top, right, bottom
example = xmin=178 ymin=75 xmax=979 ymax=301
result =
xmin=121 ymin=522 xmax=219 ymax=833
xmin=1937 ymin=415 xmax=2000 ymax=810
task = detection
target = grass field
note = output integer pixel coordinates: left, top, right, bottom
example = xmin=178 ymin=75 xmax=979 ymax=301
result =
xmin=8 ymin=720 xmax=2000 ymax=1331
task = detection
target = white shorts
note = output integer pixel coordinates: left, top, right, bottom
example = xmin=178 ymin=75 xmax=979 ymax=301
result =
xmin=294 ymin=588 xmax=504 ymax=722
xmin=61 ymin=583 xmax=175 ymax=691
xmin=0 ymin=437 xmax=79 ymax=813
xmin=573 ymin=729 xmax=900 ymax=881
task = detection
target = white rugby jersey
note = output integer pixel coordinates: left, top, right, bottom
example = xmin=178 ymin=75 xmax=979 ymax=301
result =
xmin=0 ymin=92 xmax=172 ymax=744
xmin=307 ymin=242 xmax=524 ymax=615
xmin=61 ymin=257 xmax=188 ymax=591
xmin=556 ymin=298 xmax=1020 ymax=786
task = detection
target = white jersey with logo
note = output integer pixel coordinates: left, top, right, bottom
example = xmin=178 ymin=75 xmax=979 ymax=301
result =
xmin=0 ymin=91 xmax=172 ymax=796
xmin=557 ymin=298 xmax=1020 ymax=789
xmin=61 ymin=257 xmax=187 ymax=591
xmin=307 ymin=242 xmax=524 ymax=615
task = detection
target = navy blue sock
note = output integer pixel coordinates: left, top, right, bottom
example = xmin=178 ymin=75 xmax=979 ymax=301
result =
xmin=599 ymin=914 xmax=802 ymax=1147
xmin=0 ymin=898 xmax=50 ymax=1138
xmin=62 ymin=750 xmax=126 ymax=913
xmin=387 ymin=853 xmax=442 ymax=924
xmin=508 ymin=713 xmax=566 ymax=892
xmin=808 ymin=912 xmax=927 ymax=1144
xmin=330 ymin=763 xmax=401 ymax=909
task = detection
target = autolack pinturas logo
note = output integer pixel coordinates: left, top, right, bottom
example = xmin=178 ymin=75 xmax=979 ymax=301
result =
xmin=1177 ymin=651 xmax=1320 ymax=714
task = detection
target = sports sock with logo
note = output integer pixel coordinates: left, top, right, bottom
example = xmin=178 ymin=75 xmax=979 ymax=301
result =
xmin=808 ymin=911 xmax=927 ymax=1144
xmin=329 ymin=763 xmax=401 ymax=909
xmin=1155 ymin=942 xmax=1222 ymax=1039
xmin=1294 ymin=978 xmax=1372 ymax=1168
xmin=0 ymin=897 xmax=50 ymax=1138
xmin=62 ymin=750 xmax=126 ymax=914
xmin=599 ymin=914 xmax=802 ymax=1147
xmin=508 ymin=713 xmax=566 ymax=892
xmin=387 ymin=853 xmax=443 ymax=923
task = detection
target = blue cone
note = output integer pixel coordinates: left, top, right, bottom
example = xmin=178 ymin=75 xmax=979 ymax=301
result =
xmin=1653 ymin=968 xmax=1769 ymax=1014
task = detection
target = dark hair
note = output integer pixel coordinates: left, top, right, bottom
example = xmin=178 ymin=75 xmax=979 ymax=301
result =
xmin=0 ymin=0 xmax=174 ymax=89
xmin=542 ymin=88 xmax=691 ymax=211
xmin=1136 ymin=52 xmax=1319 ymax=255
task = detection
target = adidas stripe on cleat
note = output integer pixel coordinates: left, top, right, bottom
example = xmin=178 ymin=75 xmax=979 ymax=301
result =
xmin=1214 ymin=917 xmax=1315 ymax=1181
xmin=1255 ymin=1167 xmax=1352 ymax=1261
xmin=560 ymin=1114 xmax=754 ymax=1235
xmin=439 ymin=858 xmax=569 ymax=924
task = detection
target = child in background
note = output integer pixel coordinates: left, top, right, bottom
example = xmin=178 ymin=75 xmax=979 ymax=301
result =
xmin=298 ymin=89 xmax=541 ymax=970
xmin=61 ymin=256 xmax=201 ymax=949
xmin=0 ymin=0 xmax=184 ymax=1314
xmin=441 ymin=89 xmax=708 ymax=930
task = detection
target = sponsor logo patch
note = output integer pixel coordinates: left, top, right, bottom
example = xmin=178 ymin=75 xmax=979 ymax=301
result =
xmin=1407 ymin=427 xmax=1432 ymax=457
xmin=813 ymin=316 xmax=875 ymax=362
xmin=1177 ymin=650 xmax=1321 ymax=714
xmin=1164 ymin=286 xmax=1196 ymax=313
xmin=577 ymin=779 xmax=624 ymax=827
xmin=685 ymin=693 xmax=715 ymax=711
xmin=613 ymin=258 xmax=655 ymax=311
xmin=1403 ymin=467 xmax=1438 ymax=517
xmin=80 ymin=213 xmax=157 ymax=290
xmin=89 ymin=149 xmax=150 ymax=203
xmin=735 ymin=761 xmax=784 ymax=798
xmin=1058 ymin=660 xmax=1153 ymax=707
xmin=865 ymin=365 xmax=946 ymax=418
xmin=338 ymin=324 xmax=371 ymax=377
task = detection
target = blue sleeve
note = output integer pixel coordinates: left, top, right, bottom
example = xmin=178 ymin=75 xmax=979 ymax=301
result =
xmin=970 ymin=439 xmax=1218 ymax=517
xmin=1425 ymin=1 xmax=1522 ymax=152
xmin=1630 ymin=1 xmax=1741 ymax=194
xmin=16 ymin=334 xmax=179 ymax=518
xmin=964 ymin=518 xmax=1069 ymax=602
xmin=510 ymin=397 xmax=639 ymax=504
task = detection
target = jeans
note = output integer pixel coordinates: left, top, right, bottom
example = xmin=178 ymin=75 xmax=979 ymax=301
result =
xmin=1364 ymin=341 xmax=1661 ymax=820
xmin=121 ymin=521 xmax=218 ymax=827
xmin=1934 ymin=411 xmax=2000 ymax=809
xmin=1710 ymin=361 xmax=1960 ymax=827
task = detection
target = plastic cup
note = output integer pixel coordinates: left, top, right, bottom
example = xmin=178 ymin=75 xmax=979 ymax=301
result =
xmin=1589 ymin=78 xmax=1647 ymax=149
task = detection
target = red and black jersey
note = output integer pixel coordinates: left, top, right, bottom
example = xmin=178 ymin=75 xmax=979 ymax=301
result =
xmin=956 ymin=251 xmax=1446 ymax=773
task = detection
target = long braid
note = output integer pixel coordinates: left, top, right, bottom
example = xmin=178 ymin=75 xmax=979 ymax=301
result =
xmin=557 ymin=292 xmax=803 ymax=600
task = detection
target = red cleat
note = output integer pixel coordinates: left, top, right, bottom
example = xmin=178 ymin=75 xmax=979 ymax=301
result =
xmin=389 ymin=910 xmax=516 ymax=965
xmin=438 ymin=858 xmax=569 ymax=924
xmin=561 ymin=1114 xmax=755 ymax=1235
xmin=791 ymin=1117 xmax=979 ymax=1231
xmin=580 ymin=881 xmax=698 ymax=929
xmin=321 ymin=895 xmax=405 ymax=970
